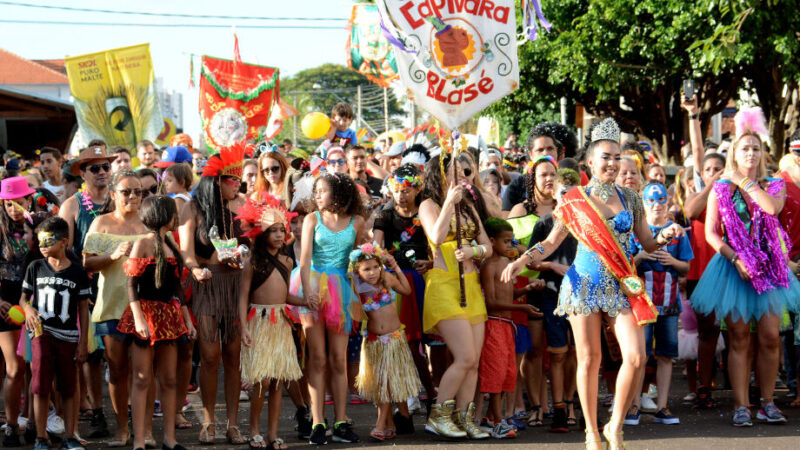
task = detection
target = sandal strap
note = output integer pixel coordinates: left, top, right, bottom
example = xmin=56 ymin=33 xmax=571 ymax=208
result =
xmin=250 ymin=435 xmax=264 ymax=443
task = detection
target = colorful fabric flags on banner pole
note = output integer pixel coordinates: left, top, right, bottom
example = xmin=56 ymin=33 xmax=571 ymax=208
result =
xmin=198 ymin=56 xmax=279 ymax=154
xmin=347 ymin=2 xmax=400 ymax=87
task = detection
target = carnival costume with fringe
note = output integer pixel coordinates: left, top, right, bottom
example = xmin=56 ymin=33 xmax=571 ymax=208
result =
xmin=241 ymin=304 xmax=302 ymax=383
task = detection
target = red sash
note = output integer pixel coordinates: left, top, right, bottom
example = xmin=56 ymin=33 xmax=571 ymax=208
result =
xmin=554 ymin=188 xmax=657 ymax=326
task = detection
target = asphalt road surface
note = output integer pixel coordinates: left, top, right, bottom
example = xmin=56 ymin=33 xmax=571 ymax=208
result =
xmin=23 ymin=361 xmax=800 ymax=449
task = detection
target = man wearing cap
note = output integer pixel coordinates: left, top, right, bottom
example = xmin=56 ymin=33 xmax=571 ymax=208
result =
xmin=5 ymin=159 xmax=21 ymax=178
xmin=347 ymin=145 xmax=384 ymax=198
xmin=135 ymin=140 xmax=156 ymax=171
xmin=154 ymin=146 xmax=193 ymax=169
xmin=381 ymin=141 xmax=405 ymax=175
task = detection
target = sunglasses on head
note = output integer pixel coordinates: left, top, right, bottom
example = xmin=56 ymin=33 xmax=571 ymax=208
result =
xmin=262 ymin=165 xmax=282 ymax=175
xmin=328 ymin=158 xmax=347 ymax=166
xmin=85 ymin=162 xmax=110 ymax=174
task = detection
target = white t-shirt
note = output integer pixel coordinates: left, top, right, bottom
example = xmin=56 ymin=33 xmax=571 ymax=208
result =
xmin=42 ymin=180 xmax=65 ymax=201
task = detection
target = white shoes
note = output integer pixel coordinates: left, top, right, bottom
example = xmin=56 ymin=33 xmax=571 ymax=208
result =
xmin=47 ymin=408 xmax=65 ymax=434
xmin=640 ymin=394 xmax=658 ymax=413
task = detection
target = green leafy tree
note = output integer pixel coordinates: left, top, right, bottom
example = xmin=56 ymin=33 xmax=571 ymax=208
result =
xmin=489 ymin=0 xmax=743 ymax=160
xmin=276 ymin=64 xmax=403 ymax=147
xmin=690 ymin=0 xmax=800 ymax=154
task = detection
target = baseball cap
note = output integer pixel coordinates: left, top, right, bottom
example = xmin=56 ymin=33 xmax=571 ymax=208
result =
xmin=154 ymin=146 xmax=193 ymax=168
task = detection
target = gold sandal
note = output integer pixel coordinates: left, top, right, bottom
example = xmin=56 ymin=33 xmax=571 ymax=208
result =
xmin=602 ymin=426 xmax=626 ymax=450
xmin=585 ymin=429 xmax=603 ymax=450
xmin=199 ymin=422 xmax=215 ymax=445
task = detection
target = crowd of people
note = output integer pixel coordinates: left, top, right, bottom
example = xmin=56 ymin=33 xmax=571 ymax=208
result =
xmin=0 ymin=97 xmax=799 ymax=450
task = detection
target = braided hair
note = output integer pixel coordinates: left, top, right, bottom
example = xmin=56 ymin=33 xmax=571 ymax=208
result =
xmin=523 ymin=157 xmax=558 ymax=216
xmin=139 ymin=195 xmax=183 ymax=289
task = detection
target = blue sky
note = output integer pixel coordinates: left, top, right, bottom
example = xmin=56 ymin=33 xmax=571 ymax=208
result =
xmin=0 ymin=0 xmax=354 ymax=135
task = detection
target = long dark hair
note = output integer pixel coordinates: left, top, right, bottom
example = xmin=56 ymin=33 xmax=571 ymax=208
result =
xmin=191 ymin=176 xmax=238 ymax=242
xmin=139 ymin=195 xmax=183 ymax=289
xmin=523 ymin=158 xmax=557 ymax=216
xmin=312 ymin=172 xmax=366 ymax=218
xmin=250 ymin=227 xmax=290 ymax=294
xmin=422 ymin=154 xmax=487 ymax=224
xmin=0 ymin=196 xmax=31 ymax=261
xmin=98 ymin=170 xmax=139 ymax=215
xmin=22 ymin=211 xmax=52 ymax=272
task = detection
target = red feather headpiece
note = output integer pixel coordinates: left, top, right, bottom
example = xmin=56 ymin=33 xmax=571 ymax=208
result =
xmin=235 ymin=192 xmax=298 ymax=241
xmin=202 ymin=141 xmax=246 ymax=179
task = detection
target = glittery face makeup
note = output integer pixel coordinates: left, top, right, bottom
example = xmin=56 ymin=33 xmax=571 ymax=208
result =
xmin=38 ymin=231 xmax=62 ymax=248
xmin=643 ymin=183 xmax=668 ymax=206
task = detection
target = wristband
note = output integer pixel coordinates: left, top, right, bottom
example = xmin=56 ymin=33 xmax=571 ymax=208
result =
xmin=690 ymin=113 xmax=700 ymax=120
xmin=729 ymin=252 xmax=739 ymax=264
xmin=472 ymin=246 xmax=478 ymax=258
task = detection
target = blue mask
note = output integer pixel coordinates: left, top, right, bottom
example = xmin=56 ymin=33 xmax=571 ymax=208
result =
xmin=643 ymin=184 xmax=667 ymax=206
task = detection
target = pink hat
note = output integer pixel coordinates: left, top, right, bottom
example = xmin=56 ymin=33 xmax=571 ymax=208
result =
xmin=0 ymin=176 xmax=36 ymax=200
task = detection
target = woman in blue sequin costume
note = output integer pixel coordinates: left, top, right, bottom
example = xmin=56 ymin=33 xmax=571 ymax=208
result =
xmin=503 ymin=118 xmax=683 ymax=450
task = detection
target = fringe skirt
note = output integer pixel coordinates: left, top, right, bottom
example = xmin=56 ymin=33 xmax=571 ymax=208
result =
xmin=241 ymin=304 xmax=303 ymax=384
xmin=355 ymin=328 xmax=421 ymax=404
xmin=189 ymin=264 xmax=242 ymax=344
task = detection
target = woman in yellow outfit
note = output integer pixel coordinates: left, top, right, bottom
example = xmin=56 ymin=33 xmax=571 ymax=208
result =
xmin=419 ymin=154 xmax=492 ymax=439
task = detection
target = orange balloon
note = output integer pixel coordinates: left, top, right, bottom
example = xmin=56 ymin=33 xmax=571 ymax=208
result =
xmin=7 ymin=305 xmax=25 ymax=326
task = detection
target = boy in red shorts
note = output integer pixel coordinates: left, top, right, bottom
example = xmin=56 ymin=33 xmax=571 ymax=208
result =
xmin=20 ymin=217 xmax=91 ymax=450
xmin=479 ymin=218 xmax=543 ymax=439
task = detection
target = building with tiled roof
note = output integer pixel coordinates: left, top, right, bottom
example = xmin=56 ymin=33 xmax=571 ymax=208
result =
xmin=0 ymin=47 xmax=71 ymax=100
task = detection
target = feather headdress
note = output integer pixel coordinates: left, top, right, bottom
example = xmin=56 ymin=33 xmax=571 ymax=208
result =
xmin=734 ymin=107 xmax=768 ymax=138
xmin=236 ymin=192 xmax=297 ymax=241
xmin=202 ymin=141 xmax=246 ymax=178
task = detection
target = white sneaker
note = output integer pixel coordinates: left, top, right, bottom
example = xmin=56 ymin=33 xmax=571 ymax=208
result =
xmin=682 ymin=392 xmax=697 ymax=403
xmin=407 ymin=396 xmax=421 ymax=415
xmin=640 ymin=394 xmax=658 ymax=413
xmin=46 ymin=411 xmax=65 ymax=434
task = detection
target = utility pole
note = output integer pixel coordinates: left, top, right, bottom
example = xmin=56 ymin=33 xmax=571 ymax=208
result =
xmin=383 ymin=86 xmax=389 ymax=132
xmin=357 ymin=85 xmax=362 ymax=130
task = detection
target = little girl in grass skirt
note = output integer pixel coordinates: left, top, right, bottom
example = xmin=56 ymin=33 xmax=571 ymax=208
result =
xmin=350 ymin=243 xmax=421 ymax=441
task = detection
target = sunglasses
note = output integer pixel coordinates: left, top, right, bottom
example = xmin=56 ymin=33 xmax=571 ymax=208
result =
xmin=116 ymin=188 xmax=142 ymax=197
xmin=140 ymin=185 xmax=159 ymax=198
xmin=262 ymin=165 xmax=282 ymax=175
xmin=461 ymin=167 xmax=473 ymax=177
xmin=85 ymin=162 xmax=111 ymax=174
xmin=328 ymin=158 xmax=347 ymax=166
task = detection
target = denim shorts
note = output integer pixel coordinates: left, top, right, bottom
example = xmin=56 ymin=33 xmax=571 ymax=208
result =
xmin=94 ymin=319 xmax=123 ymax=339
xmin=542 ymin=298 xmax=572 ymax=350
xmin=645 ymin=314 xmax=679 ymax=358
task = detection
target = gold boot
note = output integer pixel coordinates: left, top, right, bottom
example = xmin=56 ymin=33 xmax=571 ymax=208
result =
xmin=453 ymin=402 xmax=490 ymax=439
xmin=425 ymin=400 xmax=467 ymax=438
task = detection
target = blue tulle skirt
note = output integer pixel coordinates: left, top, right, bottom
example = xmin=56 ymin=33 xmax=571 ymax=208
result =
xmin=690 ymin=254 xmax=800 ymax=322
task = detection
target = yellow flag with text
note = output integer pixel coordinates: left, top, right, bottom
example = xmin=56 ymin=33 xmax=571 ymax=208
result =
xmin=65 ymin=43 xmax=162 ymax=149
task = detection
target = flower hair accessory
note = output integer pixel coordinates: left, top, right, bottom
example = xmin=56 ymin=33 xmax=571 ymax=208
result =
xmin=461 ymin=181 xmax=477 ymax=202
xmin=202 ymin=141 xmax=246 ymax=179
xmin=734 ymin=107 xmax=768 ymax=138
xmin=525 ymin=155 xmax=557 ymax=173
xmin=349 ymin=242 xmax=386 ymax=270
xmin=387 ymin=174 xmax=422 ymax=191
xmin=235 ymin=192 xmax=298 ymax=241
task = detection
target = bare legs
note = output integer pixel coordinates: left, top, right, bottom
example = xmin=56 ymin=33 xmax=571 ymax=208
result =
xmin=197 ymin=321 xmax=242 ymax=435
xmin=131 ymin=343 xmax=179 ymax=449
xmin=301 ymin=317 xmax=351 ymax=426
xmin=726 ymin=313 xmax=781 ymax=408
xmin=569 ymin=313 xmax=603 ymax=446
xmin=607 ymin=310 xmax=646 ymax=432
xmin=102 ymin=336 xmax=130 ymax=440
xmin=0 ymin=331 xmax=24 ymax=429
xmin=435 ymin=320 xmax=485 ymax=408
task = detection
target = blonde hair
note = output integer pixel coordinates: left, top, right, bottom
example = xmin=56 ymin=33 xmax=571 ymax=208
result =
xmin=726 ymin=131 xmax=766 ymax=180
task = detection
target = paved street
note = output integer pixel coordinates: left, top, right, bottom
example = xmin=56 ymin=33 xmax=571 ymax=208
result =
xmin=62 ymin=360 xmax=800 ymax=450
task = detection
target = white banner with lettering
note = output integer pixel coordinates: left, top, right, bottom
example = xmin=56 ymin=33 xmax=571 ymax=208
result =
xmin=377 ymin=0 xmax=519 ymax=129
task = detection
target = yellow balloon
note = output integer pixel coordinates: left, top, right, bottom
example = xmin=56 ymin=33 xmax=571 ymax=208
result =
xmin=301 ymin=112 xmax=331 ymax=140
xmin=8 ymin=305 xmax=25 ymax=326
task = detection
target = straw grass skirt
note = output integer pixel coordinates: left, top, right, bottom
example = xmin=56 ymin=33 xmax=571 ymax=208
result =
xmin=241 ymin=304 xmax=303 ymax=384
xmin=356 ymin=328 xmax=421 ymax=404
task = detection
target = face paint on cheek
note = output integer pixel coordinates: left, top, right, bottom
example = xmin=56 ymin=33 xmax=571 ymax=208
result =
xmin=643 ymin=184 xmax=668 ymax=206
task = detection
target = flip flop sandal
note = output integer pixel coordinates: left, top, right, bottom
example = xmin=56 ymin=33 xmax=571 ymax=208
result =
xmin=248 ymin=434 xmax=265 ymax=449
xmin=385 ymin=428 xmax=397 ymax=439
xmin=370 ymin=428 xmax=386 ymax=441
xmin=527 ymin=406 xmax=543 ymax=427
xmin=266 ymin=437 xmax=287 ymax=450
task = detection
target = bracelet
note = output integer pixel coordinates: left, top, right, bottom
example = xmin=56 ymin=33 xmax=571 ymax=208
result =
xmin=690 ymin=113 xmax=700 ymax=120
xmin=729 ymin=252 xmax=739 ymax=264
